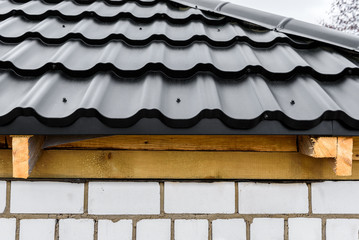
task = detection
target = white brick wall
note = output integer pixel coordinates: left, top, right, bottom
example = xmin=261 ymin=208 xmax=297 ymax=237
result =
xmin=326 ymin=219 xmax=359 ymax=240
xmin=59 ymin=219 xmax=94 ymax=240
xmin=250 ymin=218 xmax=284 ymax=240
xmin=137 ymin=219 xmax=171 ymax=240
xmin=98 ymin=220 xmax=132 ymax=240
xmin=175 ymin=220 xmax=208 ymax=240
xmin=20 ymin=219 xmax=56 ymax=240
xmin=0 ymin=181 xmax=6 ymax=213
xmin=11 ymin=181 xmax=84 ymax=214
xmin=89 ymin=182 xmax=160 ymax=215
xmin=312 ymin=181 xmax=359 ymax=214
xmin=212 ymin=219 xmax=246 ymax=240
xmin=238 ymin=183 xmax=308 ymax=214
xmin=288 ymin=218 xmax=321 ymax=240
xmin=165 ymin=182 xmax=235 ymax=213
xmin=0 ymin=218 xmax=16 ymax=240
xmin=3 ymin=180 xmax=359 ymax=240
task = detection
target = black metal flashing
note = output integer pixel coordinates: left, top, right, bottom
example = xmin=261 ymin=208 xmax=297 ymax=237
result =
xmin=0 ymin=116 xmax=336 ymax=136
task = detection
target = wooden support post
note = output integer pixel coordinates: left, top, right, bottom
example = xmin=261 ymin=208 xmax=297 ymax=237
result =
xmin=299 ymin=136 xmax=353 ymax=176
xmin=336 ymin=137 xmax=353 ymax=176
xmin=11 ymin=135 xmax=45 ymax=179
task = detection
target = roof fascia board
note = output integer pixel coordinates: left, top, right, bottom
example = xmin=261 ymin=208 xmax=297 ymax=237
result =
xmin=172 ymin=0 xmax=359 ymax=52
xmin=0 ymin=116 xmax=344 ymax=136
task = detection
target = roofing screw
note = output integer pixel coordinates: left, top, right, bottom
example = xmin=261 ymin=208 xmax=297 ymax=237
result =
xmin=348 ymin=69 xmax=353 ymax=74
xmin=52 ymin=64 xmax=56 ymax=70
xmin=217 ymin=29 xmax=221 ymax=32
xmin=62 ymin=25 xmax=65 ymax=28
xmin=176 ymin=98 xmax=181 ymax=103
xmin=290 ymin=100 xmax=295 ymax=105
xmin=139 ymin=27 xmax=142 ymax=30
xmin=62 ymin=98 xmax=67 ymax=103
xmin=264 ymin=114 xmax=269 ymax=119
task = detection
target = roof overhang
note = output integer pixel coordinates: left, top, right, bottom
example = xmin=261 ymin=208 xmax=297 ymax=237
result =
xmin=0 ymin=116 xmax=357 ymax=136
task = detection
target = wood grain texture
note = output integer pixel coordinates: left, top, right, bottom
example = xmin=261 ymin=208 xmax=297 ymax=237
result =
xmin=48 ymin=135 xmax=297 ymax=152
xmin=6 ymin=136 xmax=11 ymax=148
xmin=335 ymin=137 xmax=353 ymax=176
xmin=298 ymin=136 xmax=337 ymax=158
xmin=352 ymin=137 xmax=359 ymax=160
xmin=0 ymin=150 xmax=355 ymax=179
xmin=11 ymin=135 xmax=45 ymax=178
xmin=0 ymin=136 xmax=6 ymax=148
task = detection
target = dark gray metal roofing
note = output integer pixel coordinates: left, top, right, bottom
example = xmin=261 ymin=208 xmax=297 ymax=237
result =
xmin=1 ymin=0 xmax=359 ymax=135
xmin=175 ymin=0 xmax=359 ymax=52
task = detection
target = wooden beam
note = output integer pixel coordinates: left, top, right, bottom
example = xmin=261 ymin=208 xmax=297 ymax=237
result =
xmin=5 ymin=136 xmax=11 ymax=148
xmin=298 ymin=136 xmax=337 ymax=158
xmin=0 ymin=149 xmax=358 ymax=179
xmin=335 ymin=137 xmax=353 ymax=176
xmin=0 ymin=136 xmax=6 ymax=148
xmin=299 ymin=136 xmax=354 ymax=176
xmin=352 ymin=137 xmax=359 ymax=160
xmin=48 ymin=135 xmax=297 ymax=152
xmin=11 ymin=135 xmax=45 ymax=179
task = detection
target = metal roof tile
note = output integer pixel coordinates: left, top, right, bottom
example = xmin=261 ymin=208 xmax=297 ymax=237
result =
xmin=0 ymin=0 xmax=358 ymax=135
xmin=0 ymin=40 xmax=357 ymax=79
xmin=0 ymin=16 xmax=303 ymax=47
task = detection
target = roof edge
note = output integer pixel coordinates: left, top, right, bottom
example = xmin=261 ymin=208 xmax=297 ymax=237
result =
xmin=172 ymin=0 xmax=359 ymax=52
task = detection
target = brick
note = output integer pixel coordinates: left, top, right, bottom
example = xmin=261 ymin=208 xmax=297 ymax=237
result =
xmin=326 ymin=219 xmax=359 ymax=240
xmin=0 ymin=181 xmax=6 ymax=213
xmin=288 ymin=218 xmax=321 ymax=240
xmin=59 ymin=219 xmax=94 ymax=240
xmin=175 ymin=219 xmax=208 ymax=240
xmin=212 ymin=219 xmax=246 ymax=240
xmin=137 ymin=219 xmax=171 ymax=240
xmin=312 ymin=181 xmax=359 ymax=213
xmin=238 ymin=182 xmax=308 ymax=214
xmin=250 ymin=218 xmax=284 ymax=240
xmin=10 ymin=181 xmax=84 ymax=214
xmin=98 ymin=220 xmax=132 ymax=240
xmin=89 ymin=182 xmax=160 ymax=215
xmin=0 ymin=218 xmax=16 ymax=240
xmin=165 ymin=182 xmax=235 ymax=214
xmin=20 ymin=219 xmax=56 ymax=240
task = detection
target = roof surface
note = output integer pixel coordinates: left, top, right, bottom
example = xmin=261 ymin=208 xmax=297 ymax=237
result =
xmin=1 ymin=0 xmax=359 ymax=135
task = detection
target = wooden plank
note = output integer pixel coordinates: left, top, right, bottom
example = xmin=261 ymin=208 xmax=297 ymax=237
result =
xmin=5 ymin=136 xmax=11 ymax=148
xmin=11 ymin=135 xmax=45 ymax=179
xmin=352 ymin=137 xmax=359 ymax=160
xmin=49 ymin=135 xmax=297 ymax=152
xmin=0 ymin=136 xmax=6 ymax=148
xmin=0 ymin=150 xmax=13 ymax=177
xmin=298 ymin=136 xmax=337 ymax=158
xmin=335 ymin=137 xmax=353 ymax=176
xmin=0 ymin=150 xmax=356 ymax=179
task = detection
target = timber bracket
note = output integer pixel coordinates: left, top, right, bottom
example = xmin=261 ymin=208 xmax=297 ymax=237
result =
xmin=299 ymin=136 xmax=353 ymax=176
xmin=11 ymin=135 xmax=45 ymax=179
xmin=10 ymin=135 xmax=105 ymax=178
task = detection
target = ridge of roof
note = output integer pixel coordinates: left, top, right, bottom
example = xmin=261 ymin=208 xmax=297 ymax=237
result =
xmin=171 ymin=0 xmax=359 ymax=53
